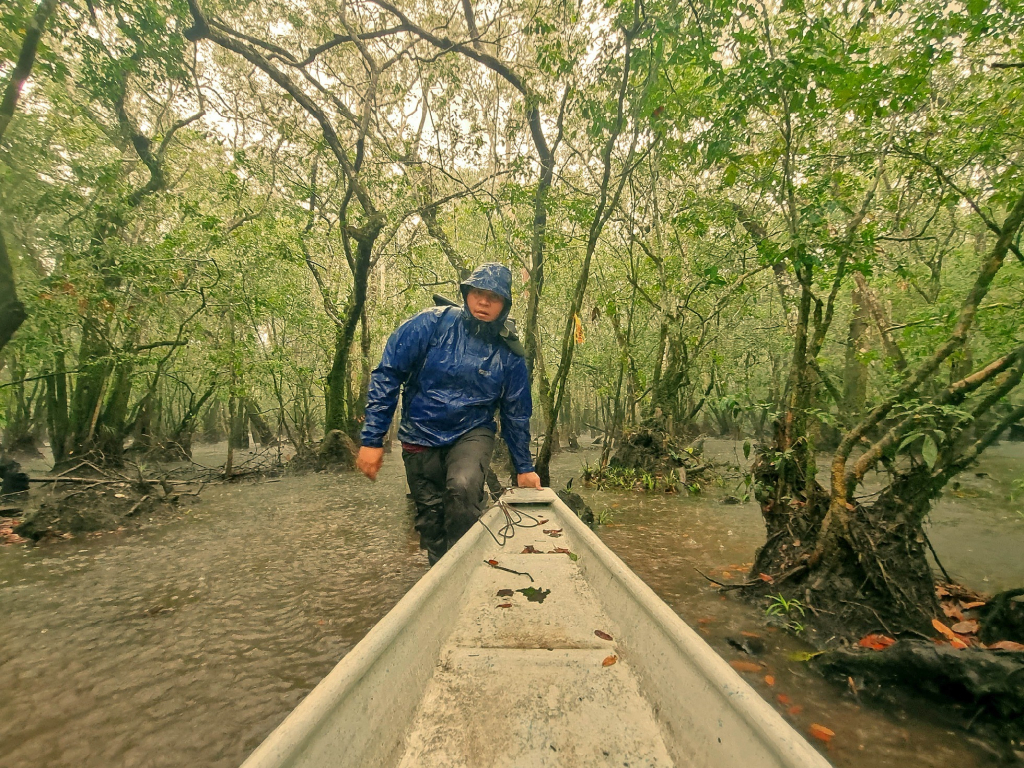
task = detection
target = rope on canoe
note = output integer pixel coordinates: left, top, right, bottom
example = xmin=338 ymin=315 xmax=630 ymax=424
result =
xmin=477 ymin=497 xmax=543 ymax=548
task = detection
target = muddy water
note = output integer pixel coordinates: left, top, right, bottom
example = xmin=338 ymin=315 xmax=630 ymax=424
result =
xmin=0 ymin=440 xmax=1021 ymax=767
xmin=584 ymin=438 xmax=1024 ymax=768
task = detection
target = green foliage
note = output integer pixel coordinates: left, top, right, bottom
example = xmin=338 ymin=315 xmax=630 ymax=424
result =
xmin=765 ymin=593 xmax=806 ymax=633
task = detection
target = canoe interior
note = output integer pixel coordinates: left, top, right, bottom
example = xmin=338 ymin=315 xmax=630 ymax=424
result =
xmin=241 ymin=488 xmax=831 ymax=768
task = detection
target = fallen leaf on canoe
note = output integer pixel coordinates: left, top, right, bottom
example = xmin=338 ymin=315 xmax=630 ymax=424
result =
xmin=537 ymin=519 xmax=549 ymax=525
xmin=776 ymin=694 xmax=792 ymax=706
xmin=951 ymin=620 xmax=979 ymax=635
xmin=497 ymin=589 xmax=514 ymax=597
xmin=595 ymin=630 xmax=614 ymax=641
xmin=487 ymin=559 xmax=499 ymax=566
xmin=950 ymin=637 xmax=969 ymax=650
xmin=759 ymin=573 xmax=774 ymax=583
xmin=552 ymin=547 xmax=571 ymax=554
xmin=986 ymin=641 xmax=1024 ymax=651
xmin=602 ymin=655 xmax=618 ymax=667
xmin=961 ymin=601 xmax=986 ymax=610
xmin=496 ymin=603 xmax=512 ymax=609
xmin=522 ymin=545 xmax=540 ymax=554
xmin=729 ymin=660 xmax=763 ymax=673
xmin=932 ymin=618 xmax=958 ymax=641
xmin=809 ymin=724 xmax=834 ymax=743
xmin=548 ymin=533 xmax=562 ymax=538
xmin=858 ymin=633 xmax=897 ymax=650
xmin=517 ymin=586 xmax=551 ymax=603
xmin=788 ymin=705 xmax=804 ymax=716
xmin=764 ymin=675 xmax=775 ymax=686
xmin=542 ymin=528 xmax=563 ymax=535
xmin=567 ymin=552 xmax=579 ymax=562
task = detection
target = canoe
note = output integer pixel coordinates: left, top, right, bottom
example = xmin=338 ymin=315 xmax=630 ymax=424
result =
xmin=241 ymin=487 xmax=831 ymax=768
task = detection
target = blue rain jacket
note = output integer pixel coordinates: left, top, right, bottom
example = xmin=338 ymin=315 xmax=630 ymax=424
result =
xmin=361 ymin=263 xmax=535 ymax=474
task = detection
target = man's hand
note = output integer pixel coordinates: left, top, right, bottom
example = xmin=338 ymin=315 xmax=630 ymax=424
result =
xmin=356 ymin=446 xmax=384 ymax=480
xmin=517 ymin=471 xmax=542 ymax=489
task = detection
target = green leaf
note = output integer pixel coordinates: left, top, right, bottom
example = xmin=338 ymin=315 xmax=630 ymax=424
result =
xmin=922 ymin=435 xmax=938 ymax=468
xmin=898 ymin=432 xmax=923 ymax=452
xmin=743 ymin=439 xmax=752 ymax=460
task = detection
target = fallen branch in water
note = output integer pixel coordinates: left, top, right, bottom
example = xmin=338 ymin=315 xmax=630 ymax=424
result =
xmin=28 ymin=476 xmax=197 ymax=486
xmin=694 ymin=567 xmax=760 ymax=591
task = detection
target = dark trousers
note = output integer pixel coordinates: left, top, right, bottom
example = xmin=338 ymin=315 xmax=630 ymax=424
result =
xmin=402 ymin=427 xmax=495 ymax=565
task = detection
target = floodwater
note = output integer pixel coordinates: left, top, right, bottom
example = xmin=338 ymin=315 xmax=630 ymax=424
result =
xmin=0 ymin=440 xmax=1021 ymax=767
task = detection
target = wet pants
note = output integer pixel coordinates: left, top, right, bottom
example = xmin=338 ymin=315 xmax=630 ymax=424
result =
xmin=402 ymin=427 xmax=495 ymax=565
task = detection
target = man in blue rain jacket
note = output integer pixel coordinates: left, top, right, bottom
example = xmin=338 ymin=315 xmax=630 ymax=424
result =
xmin=357 ymin=263 xmax=543 ymax=564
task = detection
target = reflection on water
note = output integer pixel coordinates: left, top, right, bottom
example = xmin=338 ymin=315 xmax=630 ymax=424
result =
xmin=0 ymin=439 xmax=1020 ymax=767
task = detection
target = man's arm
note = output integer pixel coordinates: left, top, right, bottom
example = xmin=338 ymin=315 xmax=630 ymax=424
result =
xmin=499 ymin=355 xmax=541 ymax=488
xmin=358 ymin=311 xmax=438 ymax=478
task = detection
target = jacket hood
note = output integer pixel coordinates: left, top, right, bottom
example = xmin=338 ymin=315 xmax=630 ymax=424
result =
xmin=460 ymin=263 xmax=514 ymax=321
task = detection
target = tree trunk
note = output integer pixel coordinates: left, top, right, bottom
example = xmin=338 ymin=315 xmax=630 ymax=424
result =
xmin=324 ymin=230 xmax=376 ymax=445
xmin=228 ymin=395 xmax=249 ymax=450
xmin=842 ymin=285 xmax=870 ymax=416
xmin=246 ymin=397 xmax=274 ymax=445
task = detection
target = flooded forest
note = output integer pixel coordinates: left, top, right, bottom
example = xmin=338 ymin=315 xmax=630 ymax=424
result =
xmin=1 ymin=0 xmax=1023 ymax=765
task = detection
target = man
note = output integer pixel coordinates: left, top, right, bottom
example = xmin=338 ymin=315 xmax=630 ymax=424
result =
xmin=357 ymin=263 xmax=543 ymax=564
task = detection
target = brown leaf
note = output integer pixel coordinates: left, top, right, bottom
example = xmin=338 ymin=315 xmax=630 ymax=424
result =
xmin=961 ymin=601 xmax=986 ymax=610
xmin=602 ymin=655 xmax=618 ymax=667
xmin=497 ymin=589 xmax=514 ymax=597
xmin=764 ymin=675 xmax=775 ymax=686
xmin=487 ymin=559 xmax=499 ymax=566
xmin=758 ymin=572 xmax=774 ymax=583
xmin=935 ymin=586 xmax=950 ymax=597
xmin=741 ymin=631 xmax=762 ymax=639
xmin=542 ymin=528 xmax=563 ymax=535
xmin=986 ymin=641 xmax=1024 ymax=652
xmin=809 ymin=724 xmax=834 ymax=743
xmin=496 ymin=603 xmax=512 ymax=609
xmin=729 ymin=660 xmax=763 ymax=673
xmin=951 ymin=620 xmax=979 ymax=635
xmin=595 ymin=630 xmax=614 ymax=641
xmin=788 ymin=705 xmax=804 ymax=716
xmin=857 ymin=633 xmax=897 ymax=651
xmin=932 ymin=618 xmax=958 ymax=641
xmin=776 ymin=694 xmax=792 ymax=706
xmin=722 ymin=571 xmax=732 ymax=579
xmin=552 ymin=547 xmax=571 ymax=554
xmin=521 ymin=545 xmax=540 ymax=554
xmin=697 ymin=617 xmax=713 ymax=625
xmin=537 ymin=519 xmax=549 ymax=525
xmin=941 ymin=602 xmax=965 ymax=621
xmin=950 ymin=637 xmax=969 ymax=650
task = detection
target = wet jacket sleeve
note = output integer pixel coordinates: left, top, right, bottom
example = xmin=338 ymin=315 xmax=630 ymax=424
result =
xmin=500 ymin=355 xmax=534 ymax=474
xmin=360 ymin=312 xmax=437 ymax=448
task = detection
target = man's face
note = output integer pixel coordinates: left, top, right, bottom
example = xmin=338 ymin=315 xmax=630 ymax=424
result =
xmin=466 ymin=287 xmax=505 ymax=322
